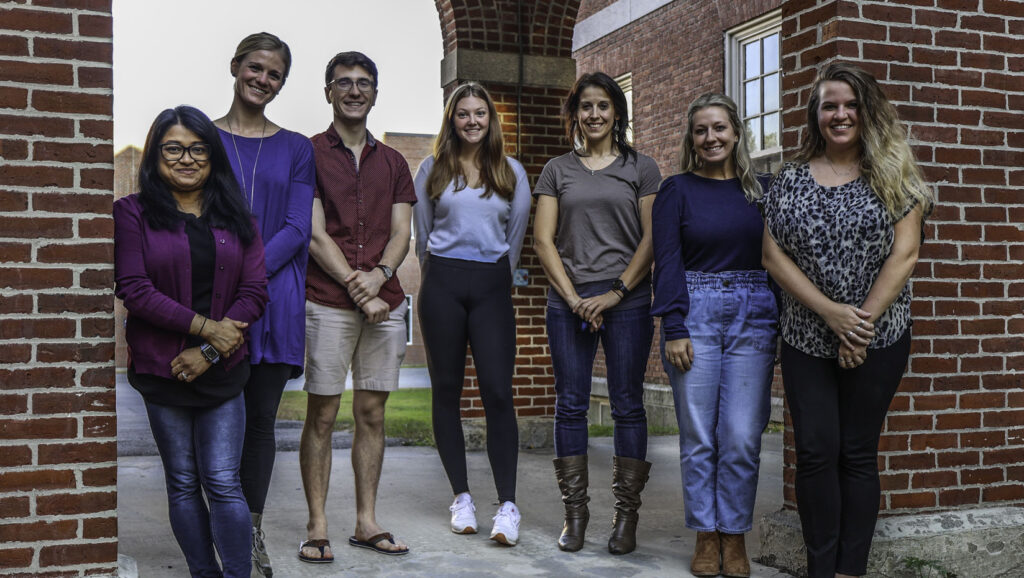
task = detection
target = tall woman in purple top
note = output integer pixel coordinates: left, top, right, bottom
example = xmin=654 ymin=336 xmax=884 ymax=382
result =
xmin=651 ymin=93 xmax=777 ymax=577
xmin=212 ymin=32 xmax=315 ymax=577
xmin=114 ymin=105 xmax=268 ymax=578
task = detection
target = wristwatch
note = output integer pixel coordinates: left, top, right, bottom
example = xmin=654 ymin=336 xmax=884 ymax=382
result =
xmin=200 ymin=343 xmax=221 ymax=364
xmin=611 ymin=278 xmax=629 ymax=297
xmin=376 ymin=264 xmax=394 ymax=281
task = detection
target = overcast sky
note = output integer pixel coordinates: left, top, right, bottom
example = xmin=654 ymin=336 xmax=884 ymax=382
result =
xmin=112 ymin=0 xmax=444 ymax=151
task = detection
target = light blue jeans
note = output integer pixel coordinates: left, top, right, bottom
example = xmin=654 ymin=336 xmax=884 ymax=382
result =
xmin=661 ymin=270 xmax=777 ymax=533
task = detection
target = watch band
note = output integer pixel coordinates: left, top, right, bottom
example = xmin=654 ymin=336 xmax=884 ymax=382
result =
xmin=200 ymin=343 xmax=221 ymax=364
xmin=612 ymin=278 xmax=629 ymax=296
xmin=376 ymin=264 xmax=394 ymax=281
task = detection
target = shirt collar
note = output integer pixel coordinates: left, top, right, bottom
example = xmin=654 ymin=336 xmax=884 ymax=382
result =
xmin=325 ymin=124 xmax=377 ymax=149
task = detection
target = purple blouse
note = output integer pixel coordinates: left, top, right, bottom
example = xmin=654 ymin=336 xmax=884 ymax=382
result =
xmin=218 ymin=128 xmax=315 ymax=373
xmin=113 ymin=194 xmax=268 ymax=377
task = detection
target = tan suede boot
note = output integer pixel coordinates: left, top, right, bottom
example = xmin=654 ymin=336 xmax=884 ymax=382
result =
xmin=690 ymin=531 xmax=721 ymax=576
xmin=553 ymin=455 xmax=590 ymax=552
xmin=720 ymin=532 xmax=751 ymax=577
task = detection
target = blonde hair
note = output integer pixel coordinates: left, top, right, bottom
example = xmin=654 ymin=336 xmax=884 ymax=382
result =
xmin=231 ymin=32 xmax=291 ymax=84
xmin=426 ymin=82 xmax=515 ymax=201
xmin=680 ymin=93 xmax=762 ymax=202
xmin=797 ymin=62 xmax=933 ymax=218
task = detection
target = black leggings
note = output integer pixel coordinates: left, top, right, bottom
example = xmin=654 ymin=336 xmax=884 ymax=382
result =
xmin=419 ymin=254 xmax=519 ymax=504
xmin=240 ymin=362 xmax=292 ymax=514
xmin=781 ymin=330 xmax=911 ymax=578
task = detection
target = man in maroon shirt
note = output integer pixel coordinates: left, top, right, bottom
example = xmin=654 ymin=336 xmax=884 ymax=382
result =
xmin=299 ymin=51 xmax=415 ymax=562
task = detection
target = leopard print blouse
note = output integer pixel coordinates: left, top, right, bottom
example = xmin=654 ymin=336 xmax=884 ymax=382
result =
xmin=762 ymin=162 xmax=912 ymax=358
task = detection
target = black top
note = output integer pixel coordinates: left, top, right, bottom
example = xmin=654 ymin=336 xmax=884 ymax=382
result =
xmin=128 ymin=213 xmax=249 ymax=407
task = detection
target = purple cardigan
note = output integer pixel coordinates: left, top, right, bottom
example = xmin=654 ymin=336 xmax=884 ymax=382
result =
xmin=114 ymin=194 xmax=269 ymax=378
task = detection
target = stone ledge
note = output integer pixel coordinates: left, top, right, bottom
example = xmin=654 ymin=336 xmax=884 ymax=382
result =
xmin=462 ymin=416 xmax=553 ymax=450
xmin=440 ymin=48 xmax=575 ymax=88
xmin=759 ymin=507 xmax=1024 ymax=577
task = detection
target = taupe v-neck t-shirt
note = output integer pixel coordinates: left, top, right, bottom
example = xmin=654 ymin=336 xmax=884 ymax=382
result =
xmin=534 ymin=151 xmax=662 ymax=308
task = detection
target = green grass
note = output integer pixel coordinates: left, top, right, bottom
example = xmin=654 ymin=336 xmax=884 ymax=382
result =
xmin=277 ymin=389 xmax=435 ymax=446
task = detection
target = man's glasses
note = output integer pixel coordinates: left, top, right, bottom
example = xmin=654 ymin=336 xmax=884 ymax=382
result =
xmin=159 ymin=143 xmax=211 ymax=162
xmin=327 ymin=77 xmax=374 ymax=93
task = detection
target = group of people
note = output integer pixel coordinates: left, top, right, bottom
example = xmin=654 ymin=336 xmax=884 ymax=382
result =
xmin=114 ymin=29 xmax=931 ymax=578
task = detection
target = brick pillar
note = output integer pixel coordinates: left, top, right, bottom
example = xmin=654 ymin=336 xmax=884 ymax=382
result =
xmin=434 ymin=0 xmax=581 ymax=445
xmin=0 ymin=1 xmax=118 ymax=576
xmin=760 ymin=1 xmax=1024 ymax=575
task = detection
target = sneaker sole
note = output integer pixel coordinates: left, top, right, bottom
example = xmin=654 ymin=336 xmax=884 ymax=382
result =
xmin=452 ymin=527 xmax=477 ymax=534
xmin=490 ymin=532 xmax=517 ymax=546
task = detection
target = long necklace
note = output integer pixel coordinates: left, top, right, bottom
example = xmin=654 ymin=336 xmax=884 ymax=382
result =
xmin=228 ymin=117 xmax=267 ymax=209
xmin=825 ymin=154 xmax=857 ymax=178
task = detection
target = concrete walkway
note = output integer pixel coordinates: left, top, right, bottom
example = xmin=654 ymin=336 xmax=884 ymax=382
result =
xmin=116 ymin=374 xmax=794 ymax=577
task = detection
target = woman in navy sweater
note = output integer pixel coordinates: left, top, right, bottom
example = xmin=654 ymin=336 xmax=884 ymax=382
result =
xmin=651 ymin=93 xmax=777 ymax=577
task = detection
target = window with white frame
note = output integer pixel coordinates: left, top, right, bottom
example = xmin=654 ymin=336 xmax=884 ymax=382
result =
xmin=725 ymin=10 xmax=782 ymax=172
xmin=615 ymin=73 xmax=633 ymax=143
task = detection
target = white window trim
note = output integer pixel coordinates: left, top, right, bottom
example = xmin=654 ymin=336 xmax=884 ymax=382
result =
xmin=615 ymin=72 xmax=634 ymax=143
xmin=725 ymin=9 xmax=783 ymax=160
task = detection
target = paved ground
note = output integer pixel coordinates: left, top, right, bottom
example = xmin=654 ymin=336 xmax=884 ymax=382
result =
xmin=116 ymin=373 xmax=794 ymax=577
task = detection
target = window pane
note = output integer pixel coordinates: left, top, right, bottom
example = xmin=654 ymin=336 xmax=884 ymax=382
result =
xmin=749 ymin=117 xmax=763 ymax=152
xmin=744 ymin=41 xmax=760 ymax=79
xmin=744 ymin=118 xmax=757 ymax=151
xmin=745 ymin=80 xmax=761 ymax=117
xmin=764 ymin=34 xmax=780 ymax=74
xmin=763 ymin=112 xmax=779 ymax=149
xmin=764 ymin=73 xmax=780 ymax=112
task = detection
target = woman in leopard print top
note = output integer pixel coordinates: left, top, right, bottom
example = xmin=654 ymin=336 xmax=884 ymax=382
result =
xmin=761 ymin=62 xmax=932 ymax=578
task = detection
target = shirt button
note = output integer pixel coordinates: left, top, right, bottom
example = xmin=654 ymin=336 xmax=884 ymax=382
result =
xmin=358 ymin=244 xmax=363 ymax=249
xmin=219 ymin=239 xmax=226 ymax=244
xmin=219 ymin=265 xmax=224 ymax=270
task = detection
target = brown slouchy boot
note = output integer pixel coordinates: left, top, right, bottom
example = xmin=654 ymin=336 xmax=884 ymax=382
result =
xmin=553 ymin=455 xmax=590 ymax=552
xmin=721 ymin=532 xmax=750 ymax=577
xmin=607 ymin=456 xmax=652 ymax=555
xmin=690 ymin=531 xmax=721 ymax=576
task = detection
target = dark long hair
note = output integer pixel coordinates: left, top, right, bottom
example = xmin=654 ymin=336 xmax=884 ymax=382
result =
xmin=562 ymin=72 xmax=636 ymax=164
xmin=136 ymin=105 xmax=256 ymax=244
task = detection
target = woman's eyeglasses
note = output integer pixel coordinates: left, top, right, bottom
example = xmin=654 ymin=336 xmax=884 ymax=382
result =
xmin=159 ymin=143 xmax=211 ymax=162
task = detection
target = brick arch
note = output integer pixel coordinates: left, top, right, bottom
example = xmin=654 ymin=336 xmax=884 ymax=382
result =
xmin=435 ymin=0 xmax=581 ymax=56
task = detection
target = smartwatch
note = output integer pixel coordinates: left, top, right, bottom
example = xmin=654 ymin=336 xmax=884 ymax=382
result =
xmin=200 ymin=343 xmax=221 ymax=364
xmin=376 ymin=264 xmax=394 ymax=281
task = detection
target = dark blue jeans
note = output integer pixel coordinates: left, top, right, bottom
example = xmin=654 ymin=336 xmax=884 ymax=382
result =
xmin=145 ymin=394 xmax=251 ymax=578
xmin=547 ymin=304 xmax=653 ymax=459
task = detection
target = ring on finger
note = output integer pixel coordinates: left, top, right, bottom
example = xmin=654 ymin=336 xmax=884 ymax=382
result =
xmin=846 ymin=330 xmax=854 ymax=338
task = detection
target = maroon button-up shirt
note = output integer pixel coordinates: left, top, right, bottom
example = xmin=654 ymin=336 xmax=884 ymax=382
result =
xmin=306 ymin=126 xmax=416 ymax=311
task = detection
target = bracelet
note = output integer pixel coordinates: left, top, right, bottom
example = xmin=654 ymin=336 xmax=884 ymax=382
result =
xmin=611 ymin=288 xmax=625 ymax=299
xmin=198 ymin=317 xmax=207 ymax=337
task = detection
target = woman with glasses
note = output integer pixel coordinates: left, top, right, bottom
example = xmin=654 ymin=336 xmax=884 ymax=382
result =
xmin=213 ymin=32 xmax=315 ymax=577
xmin=114 ymin=105 xmax=268 ymax=578
xmin=413 ymin=82 xmax=531 ymax=546
xmin=534 ymin=72 xmax=662 ymax=555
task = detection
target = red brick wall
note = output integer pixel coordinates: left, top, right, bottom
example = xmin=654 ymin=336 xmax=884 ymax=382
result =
xmin=0 ymin=0 xmax=118 ymax=575
xmin=574 ymin=0 xmax=784 ymax=385
xmin=435 ymin=0 xmax=581 ymax=418
xmin=781 ymin=0 xmax=1024 ymax=513
xmin=382 ymin=132 xmax=436 ymax=367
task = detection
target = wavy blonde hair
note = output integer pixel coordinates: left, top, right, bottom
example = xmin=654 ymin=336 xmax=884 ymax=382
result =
xmin=679 ymin=93 xmax=762 ymax=202
xmin=796 ymin=62 xmax=933 ymax=218
xmin=426 ymin=82 xmax=515 ymax=201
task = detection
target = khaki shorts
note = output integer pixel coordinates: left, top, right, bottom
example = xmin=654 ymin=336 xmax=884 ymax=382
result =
xmin=304 ymin=299 xmax=408 ymax=396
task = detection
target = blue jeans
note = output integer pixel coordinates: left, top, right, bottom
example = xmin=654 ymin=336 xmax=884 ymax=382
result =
xmin=662 ymin=271 xmax=777 ymax=533
xmin=145 ymin=394 xmax=251 ymax=578
xmin=548 ymin=304 xmax=653 ymax=459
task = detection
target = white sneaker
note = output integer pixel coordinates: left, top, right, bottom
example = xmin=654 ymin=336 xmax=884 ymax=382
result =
xmin=449 ymin=493 xmax=477 ymax=534
xmin=489 ymin=501 xmax=520 ymax=546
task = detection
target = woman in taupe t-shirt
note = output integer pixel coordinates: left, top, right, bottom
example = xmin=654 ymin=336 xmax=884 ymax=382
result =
xmin=533 ymin=71 xmax=662 ymax=556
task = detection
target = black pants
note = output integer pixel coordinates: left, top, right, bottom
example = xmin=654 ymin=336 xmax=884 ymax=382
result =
xmin=419 ymin=254 xmax=519 ymax=503
xmin=240 ymin=362 xmax=292 ymax=514
xmin=781 ymin=330 xmax=911 ymax=578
